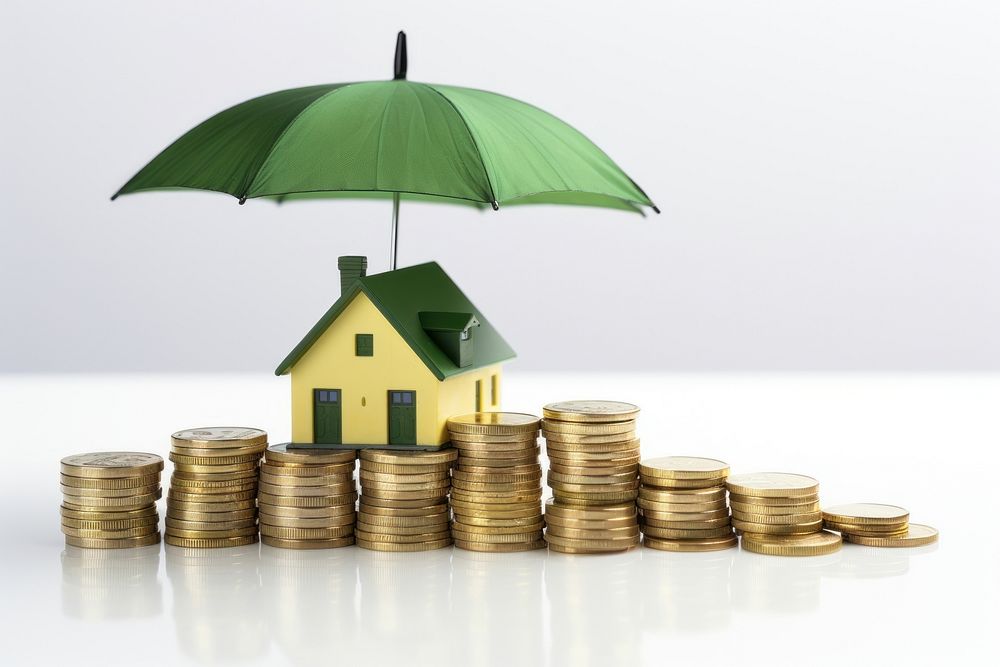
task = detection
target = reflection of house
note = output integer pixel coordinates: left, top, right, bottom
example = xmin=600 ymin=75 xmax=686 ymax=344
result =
xmin=275 ymin=257 xmax=516 ymax=449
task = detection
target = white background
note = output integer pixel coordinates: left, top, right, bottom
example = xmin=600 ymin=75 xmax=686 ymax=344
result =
xmin=1 ymin=373 xmax=997 ymax=666
xmin=1 ymin=0 xmax=998 ymax=372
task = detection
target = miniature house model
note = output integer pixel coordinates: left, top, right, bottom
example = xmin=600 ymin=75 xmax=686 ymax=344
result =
xmin=275 ymin=257 xmax=516 ymax=449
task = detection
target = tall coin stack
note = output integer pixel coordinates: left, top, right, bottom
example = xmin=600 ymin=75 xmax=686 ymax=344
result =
xmin=60 ymin=452 xmax=164 ymax=549
xmin=166 ymin=428 xmax=268 ymax=548
xmin=257 ymin=444 xmax=357 ymax=549
xmin=639 ymin=456 xmax=737 ymax=552
xmin=822 ymin=503 xmax=939 ymax=548
xmin=542 ymin=400 xmax=642 ymax=554
xmin=356 ymin=449 xmax=457 ymax=552
xmin=727 ymin=472 xmax=842 ymax=557
xmin=446 ymin=413 xmax=546 ymax=553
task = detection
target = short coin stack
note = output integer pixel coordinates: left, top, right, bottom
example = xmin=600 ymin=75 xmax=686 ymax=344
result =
xmin=166 ymin=428 xmax=268 ymax=548
xmin=823 ymin=503 xmax=939 ymax=548
xmin=727 ymin=472 xmax=842 ymax=557
xmin=638 ymin=456 xmax=736 ymax=552
xmin=257 ymin=444 xmax=357 ymax=549
xmin=542 ymin=400 xmax=641 ymax=554
xmin=60 ymin=452 xmax=164 ymax=549
xmin=356 ymin=448 xmax=457 ymax=552
xmin=446 ymin=412 xmax=546 ymax=552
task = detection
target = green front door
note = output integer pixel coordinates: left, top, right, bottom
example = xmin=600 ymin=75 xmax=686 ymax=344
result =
xmin=314 ymin=389 xmax=342 ymax=444
xmin=388 ymin=390 xmax=416 ymax=445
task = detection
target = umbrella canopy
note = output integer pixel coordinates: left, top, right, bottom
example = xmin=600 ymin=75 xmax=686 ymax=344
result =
xmin=113 ymin=33 xmax=657 ymax=266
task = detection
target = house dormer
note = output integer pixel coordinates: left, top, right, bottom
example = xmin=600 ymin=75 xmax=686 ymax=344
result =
xmin=419 ymin=311 xmax=480 ymax=368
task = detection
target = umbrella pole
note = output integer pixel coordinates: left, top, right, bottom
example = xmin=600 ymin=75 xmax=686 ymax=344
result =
xmin=389 ymin=192 xmax=400 ymax=270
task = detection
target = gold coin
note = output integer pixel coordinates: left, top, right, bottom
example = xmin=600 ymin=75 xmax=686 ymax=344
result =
xmin=452 ymin=514 xmax=542 ymax=528
xmin=451 ymin=520 xmax=545 ymax=534
xmin=257 ymin=491 xmax=356 ymax=507
xmin=639 ymin=456 xmax=729 ymax=482
xmin=821 ymin=503 xmax=910 ymax=526
xmin=450 ymin=498 xmax=541 ymax=513
xmin=456 ymin=463 xmax=541 ymax=475
xmin=264 ymin=443 xmax=356 ymax=465
xmin=167 ymin=498 xmax=257 ymax=513
xmin=358 ymin=501 xmax=447 ymax=515
xmin=261 ymin=463 xmax=355 ymax=479
xmin=451 ymin=506 xmax=542 ymax=520
xmin=548 ymin=462 xmax=639 ymax=477
xmin=61 ymin=515 xmax=159 ymax=531
xmin=458 ymin=446 xmax=542 ymax=460
xmin=542 ymin=400 xmax=639 ymax=423
xmin=359 ymin=448 xmax=458 ymax=465
xmin=455 ymin=539 xmax=545 ymax=552
xmin=449 ymin=433 xmax=538 ymax=446
xmin=165 ymin=525 xmax=258 ymax=539
xmin=259 ymin=513 xmax=355 ymax=529
xmin=731 ymin=510 xmax=823 ymax=525
xmin=741 ymin=530 xmax=842 ymax=556
xmin=170 ymin=446 xmax=265 ymax=459
xmin=452 ymin=469 xmax=542 ymax=484
xmin=643 ymin=477 xmax=726 ymax=490
xmin=356 ymin=520 xmax=449 ymax=536
xmin=59 ymin=473 xmax=160 ymax=489
xmin=359 ymin=470 xmax=449 ymax=484
xmin=547 ymin=450 xmax=641 ymax=465
xmin=640 ymin=515 xmax=732 ymax=530
xmin=168 ymin=508 xmax=258 ymax=523
xmin=547 ymin=470 xmax=638 ymax=485
xmin=169 ymin=488 xmax=254 ymax=502
xmin=639 ymin=486 xmax=726 ymax=503
xmin=547 ymin=543 xmax=630 ymax=554
xmin=638 ymin=498 xmax=728 ymax=513
xmin=841 ymin=523 xmax=939 ymax=547
xmin=450 ymin=492 xmax=542 ymax=507
xmin=172 ymin=462 xmax=260 ymax=475
xmin=169 ymin=478 xmax=257 ymax=492
xmin=451 ymin=481 xmax=541 ymax=495
xmin=824 ymin=522 xmax=909 ymax=537
xmin=356 ymin=537 xmax=452 ymax=552
xmin=544 ymin=433 xmax=638 ymax=448
xmin=65 ymin=533 xmax=161 ymax=549
xmin=359 ymin=461 xmax=452 ymax=475
xmin=446 ymin=412 xmax=540 ymax=435
xmin=171 ymin=427 xmax=268 ymax=449
xmin=544 ymin=525 xmax=640 ymax=541
xmin=259 ymin=471 xmax=352 ymax=487
xmin=61 ymin=524 xmax=159 ymax=539
xmin=170 ymin=451 xmax=261 ymax=466
xmin=452 ymin=529 xmax=545 ymax=544
xmin=544 ymin=533 xmax=640 ymax=550
xmin=361 ymin=487 xmax=448 ymax=501
xmin=551 ymin=490 xmax=639 ymax=503
xmin=164 ymin=534 xmax=258 ymax=548
xmin=541 ymin=419 xmax=635 ymax=435
xmin=640 ymin=508 xmax=730 ymax=522
xmin=644 ymin=535 xmax=738 ymax=552
xmin=360 ymin=477 xmax=451 ymax=491
xmin=260 ymin=524 xmax=354 ymax=540
xmin=359 ymin=495 xmax=447 ymax=509
xmin=543 ymin=514 xmax=637 ymax=530
xmin=259 ymin=504 xmax=355 ymax=519
xmin=165 ymin=517 xmax=257 ymax=531
xmin=61 ymin=452 xmax=164 ymax=479
xmin=170 ymin=469 xmax=259 ymax=481
xmin=730 ymin=500 xmax=820 ymax=515
xmin=261 ymin=535 xmax=355 ymax=549
xmin=455 ymin=455 xmax=540 ymax=468
xmin=731 ymin=518 xmax=823 ymax=535
xmin=258 ymin=481 xmax=355 ymax=497
xmin=358 ymin=512 xmax=448 ymax=528
xmin=544 ymin=499 xmax=635 ymax=519
xmin=729 ymin=493 xmax=820 ymax=507
xmin=62 ymin=490 xmax=161 ymax=509
xmin=641 ymin=525 xmax=734 ymax=540
xmin=354 ymin=529 xmax=451 ymax=544
xmin=725 ymin=472 xmax=819 ymax=498
xmin=61 ymin=483 xmax=160 ymax=498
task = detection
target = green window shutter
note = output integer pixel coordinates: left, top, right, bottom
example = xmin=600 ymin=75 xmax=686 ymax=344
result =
xmin=355 ymin=334 xmax=374 ymax=356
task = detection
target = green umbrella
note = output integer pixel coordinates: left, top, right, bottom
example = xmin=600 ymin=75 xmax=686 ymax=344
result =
xmin=113 ymin=32 xmax=657 ymax=269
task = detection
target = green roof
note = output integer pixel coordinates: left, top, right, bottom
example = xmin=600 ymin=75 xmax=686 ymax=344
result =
xmin=418 ymin=311 xmax=480 ymax=332
xmin=275 ymin=262 xmax=516 ymax=380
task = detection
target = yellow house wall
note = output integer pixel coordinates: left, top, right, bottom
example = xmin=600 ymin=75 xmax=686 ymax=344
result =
xmin=436 ymin=364 xmax=504 ymax=442
xmin=289 ymin=293 xmax=441 ymax=445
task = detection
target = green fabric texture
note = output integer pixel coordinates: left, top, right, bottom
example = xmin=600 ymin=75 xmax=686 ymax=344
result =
xmin=114 ymin=80 xmax=655 ymax=212
xmin=274 ymin=262 xmax=516 ymax=379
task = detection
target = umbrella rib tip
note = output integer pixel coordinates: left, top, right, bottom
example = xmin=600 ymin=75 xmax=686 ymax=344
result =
xmin=491 ymin=200 xmax=499 ymax=211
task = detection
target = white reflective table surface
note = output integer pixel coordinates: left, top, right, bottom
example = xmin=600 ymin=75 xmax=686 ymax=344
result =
xmin=2 ymin=374 xmax=996 ymax=666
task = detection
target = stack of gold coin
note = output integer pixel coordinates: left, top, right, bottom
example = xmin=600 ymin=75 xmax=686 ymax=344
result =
xmin=165 ymin=428 xmax=267 ymax=548
xmin=257 ymin=444 xmax=357 ymax=549
xmin=638 ymin=456 xmax=737 ymax=552
xmin=727 ymin=472 xmax=842 ymax=557
xmin=822 ymin=503 xmax=939 ymax=548
xmin=541 ymin=400 xmax=641 ymax=553
xmin=356 ymin=449 xmax=457 ymax=552
xmin=446 ymin=413 xmax=546 ymax=552
xmin=60 ymin=452 xmax=164 ymax=549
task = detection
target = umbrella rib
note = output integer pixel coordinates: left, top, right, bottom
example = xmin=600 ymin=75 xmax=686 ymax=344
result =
xmin=423 ymin=84 xmax=499 ymax=210
xmin=239 ymin=83 xmax=358 ymax=203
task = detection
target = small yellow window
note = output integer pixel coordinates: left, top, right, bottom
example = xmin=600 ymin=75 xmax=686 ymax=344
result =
xmin=490 ymin=374 xmax=499 ymax=406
